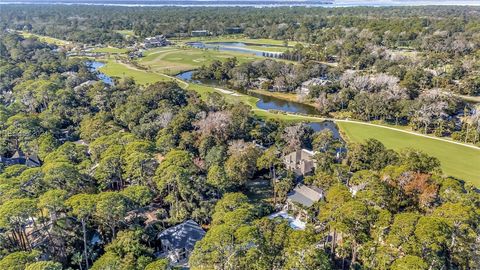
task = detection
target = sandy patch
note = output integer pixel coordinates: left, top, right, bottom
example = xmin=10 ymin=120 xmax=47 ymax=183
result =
xmin=214 ymin=88 xmax=234 ymax=94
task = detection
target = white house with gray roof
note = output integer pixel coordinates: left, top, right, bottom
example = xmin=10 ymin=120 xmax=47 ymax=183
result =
xmin=157 ymin=220 xmax=205 ymax=265
xmin=297 ymin=77 xmax=331 ymax=99
xmin=286 ymin=184 xmax=324 ymax=208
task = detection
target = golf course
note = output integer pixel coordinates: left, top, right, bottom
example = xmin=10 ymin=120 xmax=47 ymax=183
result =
xmin=38 ymin=32 xmax=479 ymax=186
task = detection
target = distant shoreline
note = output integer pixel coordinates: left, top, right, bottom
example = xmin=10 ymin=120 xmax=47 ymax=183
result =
xmin=2 ymin=1 xmax=480 ymax=8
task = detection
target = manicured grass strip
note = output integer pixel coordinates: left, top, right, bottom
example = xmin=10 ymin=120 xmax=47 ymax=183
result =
xmin=93 ymin=54 xmax=480 ymax=186
xmin=337 ymin=121 xmax=480 ymax=186
xmin=90 ymin=47 xmax=128 ymax=54
xmin=139 ymin=47 xmax=264 ymax=75
xmin=250 ymin=89 xmax=304 ymax=103
xmin=19 ymin=31 xmax=70 ymax=46
xmin=99 ymin=60 xmax=171 ymax=85
xmin=115 ymin=30 xmax=136 ymax=37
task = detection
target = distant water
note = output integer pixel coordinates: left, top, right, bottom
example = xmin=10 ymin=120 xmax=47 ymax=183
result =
xmin=86 ymin=61 xmax=114 ymax=85
xmin=2 ymin=1 xmax=479 ymax=7
xmin=187 ymin=42 xmax=283 ymax=56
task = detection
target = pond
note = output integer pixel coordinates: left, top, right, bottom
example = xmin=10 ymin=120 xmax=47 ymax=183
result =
xmin=308 ymin=121 xmax=342 ymax=140
xmin=175 ymin=70 xmax=196 ymax=81
xmin=175 ymin=70 xmax=342 ymax=137
xmin=249 ymin=91 xmax=318 ymax=115
xmin=86 ymin=61 xmax=114 ymax=85
xmin=176 ymin=70 xmax=317 ymax=113
xmin=186 ymin=41 xmax=284 ymax=57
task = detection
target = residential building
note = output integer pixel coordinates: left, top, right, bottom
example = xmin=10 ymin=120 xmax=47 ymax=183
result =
xmin=284 ymin=184 xmax=324 ymax=220
xmin=225 ymin=27 xmax=243 ymax=34
xmin=286 ymin=184 xmax=324 ymax=209
xmin=144 ymin=35 xmax=170 ymax=48
xmin=157 ymin=220 xmax=206 ymax=265
xmin=0 ymin=149 xmax=41 ymax=167
xmin=74 ymin=80 xmax=97 ymax=91
xmin=283 ymin=149 xmax=317 ymax=176
xmin=191 ymin=30 xmax=209 ymax=37
xmin=297 ymin=77 xmax=331 ymax=97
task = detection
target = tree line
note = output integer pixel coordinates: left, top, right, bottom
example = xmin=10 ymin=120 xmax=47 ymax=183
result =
xmin=0 ymin=17 xmax=478 ymax=270
xmin=194 ymin=58 xmax=480 ymax=145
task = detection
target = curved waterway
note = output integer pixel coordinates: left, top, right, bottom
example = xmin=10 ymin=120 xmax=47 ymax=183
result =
xmin=83 ymin=64 xmax=341 ymax=138
xmin=86 ymin=61 xmax=114 ymax=85
xmin=186 ymin=42 xmax=284 ymax=57
xmin=176 ymin=70 xmax=341 ymax=138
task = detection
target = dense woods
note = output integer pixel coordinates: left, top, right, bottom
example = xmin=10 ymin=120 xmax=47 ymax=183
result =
xmin=0 ymin=4 xmax=479 ymax=270
xmin=194 ymin=58 xmax=480 ymax=144
xmin=3 ymin=5 xmax=479 ymax=144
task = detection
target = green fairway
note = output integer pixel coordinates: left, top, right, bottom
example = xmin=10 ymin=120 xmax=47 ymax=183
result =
xmin=90 ymin=47 xmax=128 ymax=54
xmin=92 ymin=50 xmax=480 ymax=186
xmin=139 ymin=47 xmax=264 ymax=75
xmin=99 ymin=59 xmax=172 ymax=85
xmin=184 ymin=82 xmax=480 ymax=186
xmin=115 ymin=30 xmax=136 ymax=37
xmin=337 ymin=121 xmax=480 ymax=186
xmin=19 ymin=31 xmax=70 ymax=46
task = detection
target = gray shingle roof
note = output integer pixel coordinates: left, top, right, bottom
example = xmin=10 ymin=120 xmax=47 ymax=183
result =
xmin=158 ymin=220 xmax=205 ymax=251
xmin=287 ymin=184 xmax=323 ymax=207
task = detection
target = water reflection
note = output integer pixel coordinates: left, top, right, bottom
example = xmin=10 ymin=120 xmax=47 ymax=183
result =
xmin=175 ymin=70 xmax=341 ymax=137
xmin=86 ymin=61 xmax=114 ymax=85
xmin=186 ymin=41 xmax=283 ymax=57
xmin=308 ymin=122 xmax=342 ymax=140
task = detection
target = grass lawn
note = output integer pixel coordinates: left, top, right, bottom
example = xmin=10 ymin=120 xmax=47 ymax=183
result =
xmin=185 ymin=83 xmax=480 ymax=185
xmin=99 ymin=59 xmax=172 ymax=85
xmin=337 ymin=121 xmax=480 ymax=186
xmin=115 ymin=30 xmax=136 ymax=37
xmin=90 ymin=50 xmax=480 ymax=186
xmin=90 ymin=47 xmax=128 ymax=54
xmin=250 ymin=89 xmax=302 ymax=103
xmin=19 ymin=31 xmax=70 ymax=46
xmin=139 ymin=47 xmax=263 ymax=75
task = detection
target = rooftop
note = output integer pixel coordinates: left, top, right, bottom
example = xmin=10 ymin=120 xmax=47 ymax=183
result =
xmin=158 ymin=220 xmax=205 ymax=251
xmin=287 ymin=184 xmax=323 ymax=207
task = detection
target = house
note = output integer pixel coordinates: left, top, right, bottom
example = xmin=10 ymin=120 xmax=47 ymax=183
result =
xmin=297 ymin=78 xmax=331 ymax=97
xmin=286 ymin=184 xmax=324 ymax=209
xmin=284 ymin=184 xmax=324 ymax=221
xmin=225 ymin=27 xmax=243 ymax=34
xmin=158 ymin=220 xmax=206 ymax=265
xmin=283 ymin=149 xmax=317 ymax=176
xmin=251 ymin=77 xmax=272 ymax=90
xmin=144 ymin=35 xmax=170 ymax=48
xmin=191 ymin=30 xmax=209 ymax=37
xmin=74 ymin=80 xmax=97 ymax=91
xmin=0 ymin=149 xmax=41 ymax=167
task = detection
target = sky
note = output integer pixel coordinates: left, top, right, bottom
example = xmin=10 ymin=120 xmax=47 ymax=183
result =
xmin=1 ymin=0 xmax=479 ymax=6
